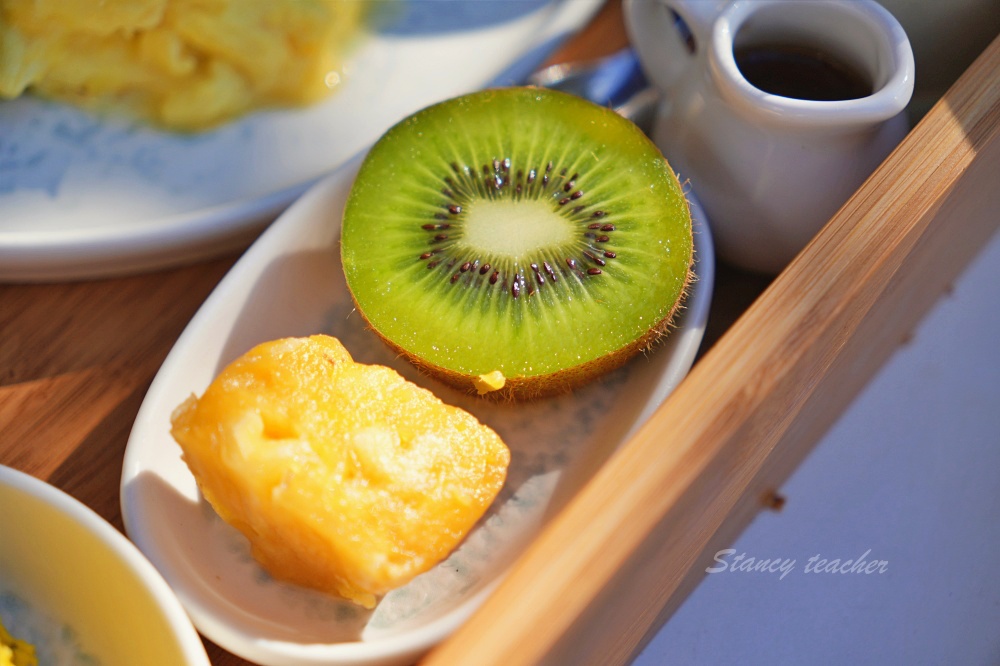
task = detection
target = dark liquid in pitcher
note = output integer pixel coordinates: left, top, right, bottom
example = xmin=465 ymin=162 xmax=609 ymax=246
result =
xmin=734 ymin=43 xmax=873 ymax=101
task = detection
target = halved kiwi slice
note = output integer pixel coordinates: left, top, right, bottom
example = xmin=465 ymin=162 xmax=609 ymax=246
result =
xmin=341 ymin=87 xmax=692 ymax=399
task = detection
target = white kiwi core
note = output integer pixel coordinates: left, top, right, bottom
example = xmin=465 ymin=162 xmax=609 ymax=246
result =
xmin=459 ymin=199 xmax=574 ymax=259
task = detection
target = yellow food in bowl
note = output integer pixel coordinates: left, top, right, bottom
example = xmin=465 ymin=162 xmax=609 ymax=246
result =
xmin=171 ymin=335 xmax=511 ymax=608
xmin=0 ymin=618 xmax=35 ymax=666
xmin=0 ymin=0 xmax=365 ymax=130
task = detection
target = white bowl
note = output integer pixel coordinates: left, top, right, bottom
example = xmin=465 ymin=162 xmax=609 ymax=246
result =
xmin=0 ymin=465 xmax=210 ymax=666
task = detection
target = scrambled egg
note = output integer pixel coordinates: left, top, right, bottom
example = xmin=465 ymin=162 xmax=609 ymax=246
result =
xmin=0 ymin=618 xmax=35 ymax=666
xmin=0 ymin=0 xmax=365 ymax=130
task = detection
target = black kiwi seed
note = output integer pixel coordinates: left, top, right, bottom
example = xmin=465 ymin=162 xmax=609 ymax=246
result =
xmin=411 ymin=154 xmax=620 ymax=298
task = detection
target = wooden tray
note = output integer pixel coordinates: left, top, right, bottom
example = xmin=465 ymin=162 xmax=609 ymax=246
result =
xmin=425 ymin=34 xmax=1000 ymax=666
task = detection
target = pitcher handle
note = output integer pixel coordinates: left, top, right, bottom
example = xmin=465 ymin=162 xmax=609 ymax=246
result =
xmin=624 ymin=0 xmax=724 ymax=92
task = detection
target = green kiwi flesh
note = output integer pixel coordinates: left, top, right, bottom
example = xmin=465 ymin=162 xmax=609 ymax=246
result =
xmin=341 ymin=87 xmax=693 ymax=399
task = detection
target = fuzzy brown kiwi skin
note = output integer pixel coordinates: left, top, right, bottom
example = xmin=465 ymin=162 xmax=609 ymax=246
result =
xmin=342 ymin=187 xmax=696 ymax=402
xmin=362 ymin=277 xmax=691 ymax=401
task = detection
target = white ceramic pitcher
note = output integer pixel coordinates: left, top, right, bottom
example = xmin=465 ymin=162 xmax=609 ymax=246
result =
xmin=625 ymin=0 xmax=915 ymax=274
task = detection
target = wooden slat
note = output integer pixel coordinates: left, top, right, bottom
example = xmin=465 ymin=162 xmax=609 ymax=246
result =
xmin=424 ymin=34 xmax=1000 ymax=666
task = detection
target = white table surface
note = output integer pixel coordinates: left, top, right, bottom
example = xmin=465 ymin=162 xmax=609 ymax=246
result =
xmin=635 ymin=227 xmax=1000 ymax=664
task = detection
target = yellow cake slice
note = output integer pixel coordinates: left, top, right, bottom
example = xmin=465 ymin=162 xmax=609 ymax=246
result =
xmin=170 ymin=335 xmax=510 ymax=608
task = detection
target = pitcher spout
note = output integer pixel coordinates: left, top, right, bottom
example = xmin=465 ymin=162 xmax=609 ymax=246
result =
xmin=711 ymin=0 xmax=914 ymax=129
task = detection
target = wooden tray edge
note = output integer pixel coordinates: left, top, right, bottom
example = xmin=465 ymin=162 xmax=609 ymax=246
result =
xmin=425 ymin=34 xmax=1000 ymax=666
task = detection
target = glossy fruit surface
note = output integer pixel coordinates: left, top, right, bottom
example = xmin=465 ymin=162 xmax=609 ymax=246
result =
xmin=341 ymin=87 xmax=692 ymax=398
xmin=170 ymin=335 xmax=510 ymax=608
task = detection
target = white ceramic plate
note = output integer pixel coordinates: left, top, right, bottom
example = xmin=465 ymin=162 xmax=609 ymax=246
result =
xmin=0 ymin=0 xmax=602 ymax=282
xmin=121 ymin=157 xmax=714 ymax=666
